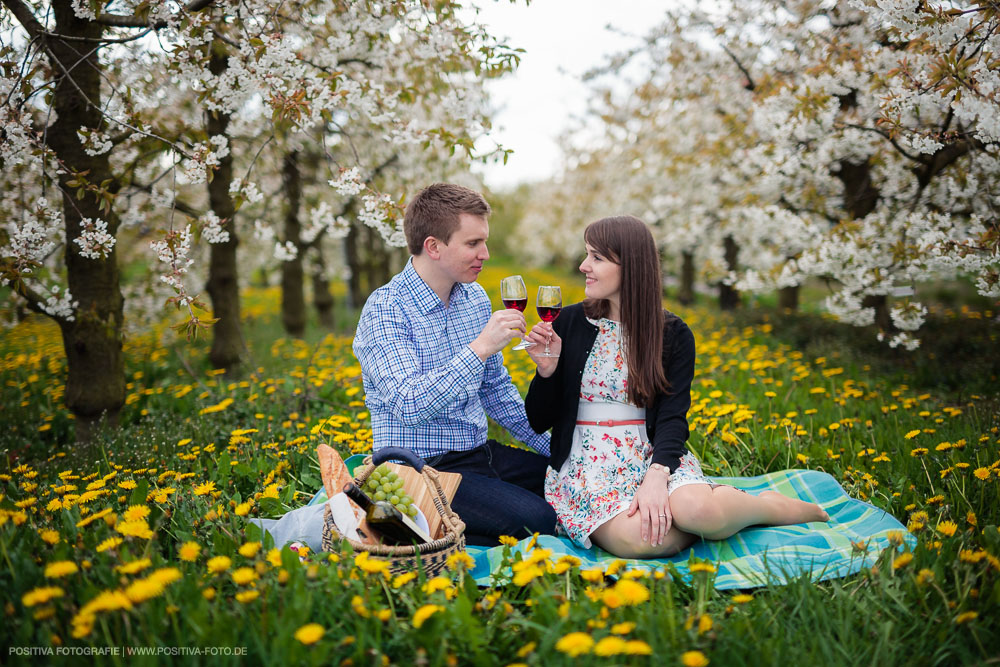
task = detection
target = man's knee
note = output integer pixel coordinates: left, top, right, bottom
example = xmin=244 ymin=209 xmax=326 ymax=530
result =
xmin=503 ymin=495 xmax=556 ymax=537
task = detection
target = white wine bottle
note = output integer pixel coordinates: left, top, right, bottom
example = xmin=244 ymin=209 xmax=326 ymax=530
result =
xmin=343 ymin=483 xmax=432 ymax=545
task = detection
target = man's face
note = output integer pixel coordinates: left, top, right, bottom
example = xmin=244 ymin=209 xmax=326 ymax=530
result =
xmin=436 ymin=213 xmax=490 ymax=284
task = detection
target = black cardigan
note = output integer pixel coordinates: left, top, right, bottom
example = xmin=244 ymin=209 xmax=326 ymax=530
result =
xmin=524 ymin=302 xmax=696 ymax=474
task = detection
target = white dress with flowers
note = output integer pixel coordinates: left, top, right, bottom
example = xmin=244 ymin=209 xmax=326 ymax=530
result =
xmin=544 ymin=317 xmax=711 ymax=548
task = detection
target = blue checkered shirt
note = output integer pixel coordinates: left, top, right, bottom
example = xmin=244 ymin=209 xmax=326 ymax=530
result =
xmin=352 ymin=259 xmax=550 ymax=459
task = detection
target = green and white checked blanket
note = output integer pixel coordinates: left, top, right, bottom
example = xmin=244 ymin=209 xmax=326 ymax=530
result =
xmin=309 ymin=463 xmax=912 ymax=589
xmin=466 ymin=469 xmax=914 ymax=589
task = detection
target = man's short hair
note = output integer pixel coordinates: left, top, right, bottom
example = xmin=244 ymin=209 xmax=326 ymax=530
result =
xmin=403 ymin=183 xmax=491 ymax=255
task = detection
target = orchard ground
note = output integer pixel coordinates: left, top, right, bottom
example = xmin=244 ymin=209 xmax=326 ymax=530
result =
xmin=1 ymin=264 xmax=998 ymax=666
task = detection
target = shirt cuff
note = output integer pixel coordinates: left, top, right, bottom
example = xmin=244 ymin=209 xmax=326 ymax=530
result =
xmin=454 ymin=344 xmax=486 ymax=383
xmin=526 ymin=431 xmax=551 ymax=457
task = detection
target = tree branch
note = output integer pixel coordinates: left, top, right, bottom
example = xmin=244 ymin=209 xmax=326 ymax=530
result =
xmin=95 ymin=0 xmax=217 ymax=28
xmin=720 ymin=43 xmax=755 ymax=91
xmin=1 ymin=0 xmax=47 ymax=39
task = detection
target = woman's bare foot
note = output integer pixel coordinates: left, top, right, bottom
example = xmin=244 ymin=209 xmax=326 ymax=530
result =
xmin=759 ymin=491 xmax=829 ymax=524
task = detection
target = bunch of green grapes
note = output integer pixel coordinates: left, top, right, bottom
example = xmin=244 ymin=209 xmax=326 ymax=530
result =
xmin=366 ymin=464 xmax=418 ymax=518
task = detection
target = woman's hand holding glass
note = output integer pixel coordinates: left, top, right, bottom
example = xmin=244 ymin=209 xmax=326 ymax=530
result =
xmin=525 ymin=323 xmax=562 ymax=376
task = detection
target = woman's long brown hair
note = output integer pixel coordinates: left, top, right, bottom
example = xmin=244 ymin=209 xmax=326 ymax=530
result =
xmin=582 ymin=216 xmax=668 ymax=408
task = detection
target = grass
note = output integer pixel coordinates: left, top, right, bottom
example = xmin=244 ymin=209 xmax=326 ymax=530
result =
xmin=1 ymin=263 xmax=998 ymax=666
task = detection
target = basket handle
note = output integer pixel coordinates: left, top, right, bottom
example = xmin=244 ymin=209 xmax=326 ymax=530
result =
xmin=372 ymin=446 xmax=424 ymax=472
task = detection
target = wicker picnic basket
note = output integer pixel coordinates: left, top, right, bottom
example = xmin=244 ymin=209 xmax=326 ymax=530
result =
xmin=321 ymin=446 xmax=465 ymax=576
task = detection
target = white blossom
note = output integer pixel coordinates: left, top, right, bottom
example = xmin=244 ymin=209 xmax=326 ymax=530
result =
xmin=73 ymin=218 xmax=116 ymax=259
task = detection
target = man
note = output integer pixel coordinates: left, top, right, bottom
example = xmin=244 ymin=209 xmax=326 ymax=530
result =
xmin=352 ymin=183 xmax=556 ymax=545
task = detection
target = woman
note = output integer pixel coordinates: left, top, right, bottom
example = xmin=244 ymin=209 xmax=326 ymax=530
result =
xmin=524 ymin=216 xmax=828 ymax=558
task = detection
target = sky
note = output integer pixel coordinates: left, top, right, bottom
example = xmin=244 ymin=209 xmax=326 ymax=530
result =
xmin=466 ymin=1 xmax=672 ymax=190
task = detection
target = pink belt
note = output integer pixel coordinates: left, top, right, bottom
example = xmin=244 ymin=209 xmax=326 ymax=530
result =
xmin=576 ymin=419 xmax=645 ymax=427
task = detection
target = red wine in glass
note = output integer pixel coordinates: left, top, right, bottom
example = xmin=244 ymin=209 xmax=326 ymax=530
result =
xmin=503 ymin=298 xmax=527 ymax=312
xmin=536 ymin=305 xmax=561 ymax=322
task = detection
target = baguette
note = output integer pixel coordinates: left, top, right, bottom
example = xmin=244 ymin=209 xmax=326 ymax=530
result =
xmin=317 ymin=444 xmax=379 ymax=545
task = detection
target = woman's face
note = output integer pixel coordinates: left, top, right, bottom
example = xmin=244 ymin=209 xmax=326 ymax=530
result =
xmin=579 ymin=243 xmax=622 ymax=303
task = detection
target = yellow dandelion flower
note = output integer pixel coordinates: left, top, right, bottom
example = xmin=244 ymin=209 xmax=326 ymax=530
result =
xmin=44 ymin=561 xmax=78 ymax=579
xmin=623 ymin=640 xmax=652 ymax=655
xmin=681 ymin=650 xmax=710 ymax=667
xmin=955 ymin=611 xmax=978 ymax=624
xmin=234 ymin=502 xmax=252 ymax=517
xmin=388 ymin=572 xmax=415 ymax=588
xmin=973 ymin=467 xmax=990 ymax=481
xmin=516 ymin=642 xmax=536 ymax=658
xmin=354 ymin=551 xmax=391 ymax=576
xmin=422 ymin=576 xmax=452 ymax=594
xmin=580 ymin=568 xmax=604 ymax=583
xmin=892 ymin=553 xmax=914 ymax=570
xmin=124 ymin=578 xmax=164 ymax=603
xmin=117 ymin=480 xmax=137 ymax=490
xmin=95 ymin=536 xmax=123 ymax=553
xmin=206 ymin=555 xmax=232 ymax=574
xmin=498 ymin=535 xmax=519 ymax=547
xmin=202 ymin=587 xmax=216 ymax=601
xmin=115 ymin=519 xmax=153 ymax=539
xmin=412 ymin=604 xmax=444 ymax=629
xmin=294 ymin=623 xmax=324 ymax=645
xmin=446 ymin=551 xmax=475 ymax=570
xmin=122 ymin=505 xmax=150 ymax=522
xmin=39 ymin=529 xmax=60 ymax=545
xmin=909 ymin=448 xmax=928 ymax=457
xmin=192 ymin=481 xmax=216 ymax=496
xmin=594 ymin=636 xmax=628 ymax=656
xmin=689 ymin=562 xmax=716 ymax=574
xmin=732 ymin=594 xmax=753 ymax=604
xmin=148 ymin=568 xmax=181 ymax=587
xmin=116 ymin=559 xmax=152 ymax=575
xmin=555 ymin=632 xmax=594 ymax=657
xmin=513 ymin=564 xmax=544 ymax=586
xmin=916 ymin=569 xmax=934 ymax=585
xmin=238 ymin=542 xmax=262 ymax=558
xmin=75 ymin=507 xmax=112 ymax=528
xmin=22 ymin=586 xmax=65 ymax=607
xmin=231 ymin=567 xmax=258 ymax=586
xmin=936 ymin=521 xmax=958 ymax=537
xmin=235 ymin=590 xmax=259 ymax=603
xmin=178 ymin=542 xmax=201 ymax=562
xmin=266 ymin=548 xmax=283 ymax=568
xmin=610 ymin=622 xmax=636 ymax=635
xmin=613 ymin=579 xmax=650 ymax=606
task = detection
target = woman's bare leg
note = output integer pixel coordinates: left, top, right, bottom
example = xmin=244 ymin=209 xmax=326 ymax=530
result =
xmin=590 ymin=510 xmax=698 ymax=559
xmin=669 ymin=485 xmax=829 ymax=541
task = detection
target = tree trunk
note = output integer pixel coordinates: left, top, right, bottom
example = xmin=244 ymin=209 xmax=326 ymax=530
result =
xmin=718 ymin=235 xmax=740 ymax=311
xmin=778 ymin=285 xmax=799 ymax=311
xmin=677 ymin=250 xmax=695 ymax=306
xmin=46 ymin=2 xmax=125 ymax=440
xmin=204 ymin=43 xmax=243 ymax=374
xmin=280 ymin=150 xmax=306 ymax=337
xmin=311 ymin=247 xmax=336 ymax=330
xmin=345 ymin=218 xmax=362 ymax=309
xmin=862 ymin=294 xmax=892 ymax=333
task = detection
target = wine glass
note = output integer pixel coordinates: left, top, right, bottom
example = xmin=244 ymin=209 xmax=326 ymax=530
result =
xmin=500 ymin=275 xmax=533 ymax=350
xmin=535 ymin=285 xmax=562 ymax=357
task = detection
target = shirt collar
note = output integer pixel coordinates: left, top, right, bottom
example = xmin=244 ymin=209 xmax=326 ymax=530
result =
xmin=401 ymin=258 xmax=472 ymax=314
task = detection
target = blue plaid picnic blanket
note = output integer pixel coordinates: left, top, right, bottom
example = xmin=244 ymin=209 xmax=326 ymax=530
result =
xmin=310 ymin=461 xmax=913 ymax=589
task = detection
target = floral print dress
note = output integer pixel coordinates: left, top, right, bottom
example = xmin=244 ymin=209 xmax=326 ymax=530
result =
xmin=544 ymin=317 xmax=711 ymax=548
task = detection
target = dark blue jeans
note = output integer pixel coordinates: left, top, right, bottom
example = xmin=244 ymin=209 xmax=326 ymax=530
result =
xmin=424 ymin=441 xmax=556 ymax=547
